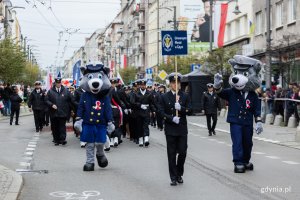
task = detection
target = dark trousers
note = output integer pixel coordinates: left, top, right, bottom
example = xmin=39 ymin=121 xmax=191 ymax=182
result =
xmin=51 ymin=117 xmax=67 ymax=143
xmin=33 ymin=110 xmax=44 ymax=130
xmin=206 ymin=114 xmax=217 ymax=132
xmin=166 ymin=135 xmax=187 ymax=181
xmin=150 ymin=112 xmax=156 ymax=126
xmin=10 ymin=109 xmax=20 ymax=124
xmin=44 ymin=110 xmax=50 ymax=125
xmin=129 ymin=116 xmax=137 ymax=140
xmin=137 ymin=115 xmax=150 ymax=138
xmin=157 ymin=113 xmax=163 ymax=129
xmin=230 ymin=124 xmax=253 ymax=165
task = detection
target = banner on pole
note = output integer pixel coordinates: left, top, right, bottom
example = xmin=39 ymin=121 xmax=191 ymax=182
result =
xmin=161 ymin=31 xmax=188 ymax=55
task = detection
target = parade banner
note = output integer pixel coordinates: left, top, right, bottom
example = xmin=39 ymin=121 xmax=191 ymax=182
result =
xmin=214 ymin=3 xmax=228 ymax=48
xmin=72 ymin=60 xmax=81 ymax=87
xmin=161 ymin=31 xmax=188 ymax=56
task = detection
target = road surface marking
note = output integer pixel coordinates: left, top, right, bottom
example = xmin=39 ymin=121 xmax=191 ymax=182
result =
xmin=282 ymin=161 xmax=300 ymax=165
xmin=49 ymin=191 xmax=102 ymax=200
xmin=265 ymin=156 xmax=280 ymax=159
xmin=252 ymin=151 xmax=266 ymax=155
xmin=26 ymin=148 xmax=35 ymax=151
xmin=217 ymin=141 xmax=225 ymax=144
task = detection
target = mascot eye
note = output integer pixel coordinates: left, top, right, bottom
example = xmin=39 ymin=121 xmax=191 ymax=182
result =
xmin=243 ymin=72 xmax=249 ymax=77
xmin=234 ymin=70 xmax=238 ymax=75
xmin=88 ymin=74 xmax=93 ymax=80
xmin=98 ymin=74 xmax=102 ymax=79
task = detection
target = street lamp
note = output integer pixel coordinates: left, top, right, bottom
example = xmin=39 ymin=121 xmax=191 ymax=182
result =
xmin=3 ymin=6 xmax=25 ymax=38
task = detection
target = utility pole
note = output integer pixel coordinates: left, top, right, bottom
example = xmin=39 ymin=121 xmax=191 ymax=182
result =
xmin=209 ymin=0 xmax=213 ymax=53
xmin=4 ymin=5 xmax=8 ymax=38
xmin=173 ymin=6 xmax=177 ymax=30
xmin=265 ymin=0 xmax=271 ymax=89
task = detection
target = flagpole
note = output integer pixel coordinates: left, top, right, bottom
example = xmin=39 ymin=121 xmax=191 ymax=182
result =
xmin=175 ymin=55 xmax=178 ymax=117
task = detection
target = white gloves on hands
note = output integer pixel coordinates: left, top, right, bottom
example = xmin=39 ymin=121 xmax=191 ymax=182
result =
xmin=107 ymin=122 xmax=115 ymax=134
xmin=175 ymin=103 xmax=181 ymax=111
xmin=74 ymin=119 xmax=83 ymax=133
xmin=172 ymin=116 xmax=180 ymax=124
xmin=141 ymin=104 xmax=147 ymax=110
xmin=124 ymin=109 xmax=129 ymax=115
xmin=255 ymin=122 xmax=263 ymax=135
xmin=214 ymin=73 xmax=223 ymax=89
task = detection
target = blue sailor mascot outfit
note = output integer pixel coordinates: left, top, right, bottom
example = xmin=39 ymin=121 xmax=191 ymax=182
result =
xmin=74 ymin=62 xmax=115 ymax=171
xmin=213 ymin=55 xmax=264 ymax=173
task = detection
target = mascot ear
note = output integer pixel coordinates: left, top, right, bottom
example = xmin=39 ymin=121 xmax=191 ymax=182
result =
xmin=103 ymin=67 xmax=110 ymax=75
xmin=80 ymin=66 xmax=87 ymax=75
xmin=254 ymin=61 xmax=262 ymax=74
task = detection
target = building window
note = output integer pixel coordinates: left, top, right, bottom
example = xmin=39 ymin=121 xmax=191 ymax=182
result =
xmin=227 ymin=23 xmax=231 ymax=41
xmin=275 ymin=1 xmax=283 ymax=27
xmin=265 ymin=7 xmax=272 ymax=32
xmin=288 ymin=0 xmax=296 ymax=22
xmin=235 ymin=18 xmax=240 ymax=37
xmin=255 ymin=11 xmax=262 ymax=35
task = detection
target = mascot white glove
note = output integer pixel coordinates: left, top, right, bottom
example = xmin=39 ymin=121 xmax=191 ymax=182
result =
xmin=175 ymin=103 xmax=181 ymax=111
xmin=255 ymin=122 xmax=263 ymax=135
xmin=141 ymin=104 xmax=147 ymax=110
xmin=214 ymin=73 xmax=223 ymax=89
xmin=124 ymin=109 xmax=129 ymax=115
xmin=74 ymin=119 xmax=83 ymax=133
xmin=107 ymin=122 xmax=115 ymax=134
xmin=172 ymin=116 xmax=180 ymax=124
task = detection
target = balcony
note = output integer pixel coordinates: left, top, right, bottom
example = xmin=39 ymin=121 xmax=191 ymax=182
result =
xmin=138 ymin=45 xmax=145 ymax=53
xmin=138 ymin=3 xmax=145 ymax=12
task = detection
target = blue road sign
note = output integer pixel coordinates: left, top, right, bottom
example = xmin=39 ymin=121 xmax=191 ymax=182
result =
xmin=161 ymin=31 xmax=188 ymax=56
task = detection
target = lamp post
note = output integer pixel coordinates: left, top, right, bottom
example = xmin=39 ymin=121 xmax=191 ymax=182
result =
xmin=3 ymin=6 xmax=25 ymax=38
xmin=265 ymin=0 xmax=272 ymax=89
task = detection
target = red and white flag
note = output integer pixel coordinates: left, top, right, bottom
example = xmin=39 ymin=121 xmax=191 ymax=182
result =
xmin=46 ymin=70 xmax=53 ymax=91
xmin=214 ymin=3 xmax=228 ymax=48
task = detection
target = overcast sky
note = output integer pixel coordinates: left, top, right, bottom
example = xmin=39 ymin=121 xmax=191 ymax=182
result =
xmin=10 ymin=0 xmax=121 ymax=69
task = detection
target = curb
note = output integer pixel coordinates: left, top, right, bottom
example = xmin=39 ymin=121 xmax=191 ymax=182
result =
xmin=188 ymin=122 xmax=300 ymax=150
xmin=0 ymin=165 xmax=23 ymax=200
xmin=0 ymin=113 xmax=32 ymax=121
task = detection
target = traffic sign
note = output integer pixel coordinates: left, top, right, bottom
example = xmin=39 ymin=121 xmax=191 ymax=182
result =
xmin=158 ymin=70 xmax=168 ymax=80
xmin=161 ymin=31 xmax=188 ymax=55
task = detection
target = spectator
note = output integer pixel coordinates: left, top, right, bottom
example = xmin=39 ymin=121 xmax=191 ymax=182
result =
xmin=285 ymin=85 xmax=300 ymax=126
xmin=0 ymin=82 xmax=4 ymax=115
xmin=274 ymin=85 xmax=284 ymax=116
xmin=3 ymin=83 xmax=13 ymax=116
xmin=265 ymin=88 xmax=274 ymax=114
xmin=10 ymin=86 xmax=23 ymax=125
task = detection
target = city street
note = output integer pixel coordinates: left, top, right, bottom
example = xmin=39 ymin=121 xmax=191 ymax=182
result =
xmin=0 ymin=115 xmax=299 ymax=200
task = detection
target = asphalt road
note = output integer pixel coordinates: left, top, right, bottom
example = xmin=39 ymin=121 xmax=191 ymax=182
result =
xmin=0 ymin=115 xmax=299 ymax=200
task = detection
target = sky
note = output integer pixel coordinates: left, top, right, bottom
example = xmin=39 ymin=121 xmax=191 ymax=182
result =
xmin=10 ymin=0 xmax=121 ymax=69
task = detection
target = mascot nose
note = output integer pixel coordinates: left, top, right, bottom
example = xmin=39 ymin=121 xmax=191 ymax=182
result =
xmin=92 ymin=82 xmax=100 ymax=88
xmin=232 ymin=77 xmax=239 ymax=84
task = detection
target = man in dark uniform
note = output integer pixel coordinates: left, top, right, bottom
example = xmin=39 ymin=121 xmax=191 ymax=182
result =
xmin=28 ymin=81 xmax=47 ymax=132
xmin=73 ymin=85 xmax=85 ymax=138
xmin=159 ymin=73 xmax=192 ymax=186
xmin=46 ymin=77 xmax=75 ymax=146
xmin=131 ymin=79 xmax=155 ymax=147
xmin=200 ymin=83 xmax=221 ymax=136
xmin=156 ymin=84 xmax=166 ymax=131
xmin=129 ymin=81 xmax=138 ymax=143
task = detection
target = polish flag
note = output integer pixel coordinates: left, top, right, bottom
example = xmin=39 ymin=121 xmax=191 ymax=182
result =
xmin=214 ymin=3 xmax=228 ymax=48
xmin=46 ymin=70 xmax=53 ymax=91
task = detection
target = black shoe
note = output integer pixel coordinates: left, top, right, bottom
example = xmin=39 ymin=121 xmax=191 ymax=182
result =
xmin=96 ymin=155 xmax=108 ymax=168
xmin=40 ymin=127 xmax=43 ymax=131
xmin=15 ymin=123 xmax=19 ymax=125
xmin=145 ymin=141 xmax=149 ymax=147
xmin=54 ymin=142 xmax=60 ymax=146
xmin=234 ymin=165 xmax=246 ymax=173
xmin=104 ymin=147 xmax=110 ymax=152
xmin=170 ymin=180 xmax=177 ymax=186
xmin=10 ymin=122 xmax=12 ymax=125
xmin=177 ymin=176 xmax=183 ymax=184
xmin=212 ymin=130 xmax=216 ymax=135
xmin=36 ymin=129 xmax=40 ymax=132
xmin=46 ymin=124 xmax=49 ymax=126
xmin=83 ymin=163 xmax=94 ymax=171
xmin=208 ymin=131 xmax=212 ymax=136
xmin=119 ymin=139 xmax=123 ymax=144
xmin=61 ymin=141 xmax=67 ymax=145
xmin=245 ymin=162 xmax=254 ymax=171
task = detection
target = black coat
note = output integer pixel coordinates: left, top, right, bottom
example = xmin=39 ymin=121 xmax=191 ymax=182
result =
xmin=46 ymin=86 xmax=74 ymax=118
xmin=27 ymin=89 xmax=46 ymax=110
xmin=200 ymin=91 xmax=221 ymax=114
xmin=73 ymin=87 xmax=85 ymax=113
xmin=3 ymin=87 xmax=13 ymax=101
xmin=131 ymin=89 xmax=155 ymax=117
xmin=159 ymin=90 xmax=192 ymax=136
xmin=10 ymin=93 xmax=22 ymax=110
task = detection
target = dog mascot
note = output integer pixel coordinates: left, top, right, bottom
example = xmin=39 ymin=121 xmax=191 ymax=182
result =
xmin=74 ymin=62 xmax=115 ymax=171
xmin=213 ymin=55 xmax=263 ymax=173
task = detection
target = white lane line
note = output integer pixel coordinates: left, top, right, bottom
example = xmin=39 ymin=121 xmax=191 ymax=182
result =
xmin=208 ymin=138 xmax=217 ymax=141
xmin=217 ymin=141 xmax=225 ymax=144
xmin=282 ymin=161 xmax=300 ymax=165
xmin=190 ymin=133 xmax=200 ymax=136
xmin=28 ymin=144 xmax=36 ymax=148
xmin=226 ymin=144 xmax=232 ymax=147
xmin=19 ymin=162 xmax=31 ymax=167
xmin=252 ymin=151 xmax=266 ymax=155
xmin=25 ymin=152 xmax=34 ymax=156
xmin=200 ymin=137 xmax=208 ymax=139
xmin=26 ymin=148 xmax=35 ymax=151
xmin=265 ymin=156 xmax=280 ymax=159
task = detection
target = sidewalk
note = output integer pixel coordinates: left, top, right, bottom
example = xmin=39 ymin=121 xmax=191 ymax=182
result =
xmin=188 ymin=115 xmax=300 ymax=150
xmin=0 ymin=111 xmax=31 ymax=200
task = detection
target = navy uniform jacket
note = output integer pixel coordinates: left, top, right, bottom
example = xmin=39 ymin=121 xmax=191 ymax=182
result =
xmin=217 ymin=88 xmax=261 ymax=126
xmin=77 ymin=92 xmax=113 ymax=125
xmin=159 ymin=90 xmax=192 ymax=136
xmin=131 ymin=89 xmax=156 ymax=117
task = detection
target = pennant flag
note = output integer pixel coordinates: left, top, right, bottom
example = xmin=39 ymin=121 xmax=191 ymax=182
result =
xmin=214 ymin=3 xmax=228 ymax=48
xmin=117 ymin=72 xmax=124 ymax=85
xmin=46 ymin=70 xmax=53 ymax=91
xmin=57 ymin=71 xmax=61 ymax=78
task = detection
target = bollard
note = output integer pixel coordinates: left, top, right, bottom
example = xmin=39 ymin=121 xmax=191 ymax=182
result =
xmin=219 ymin=108 xmax=226 ymax=118
xmin=288 ymin=115 xmax=297 ymax=128
xmin=273 ymin=115 xmax=283 ymax=126
xmin=296 ymin=126 xmax=300 ymax=142
xmin=265 ymin=114 xmax=274 ymax=125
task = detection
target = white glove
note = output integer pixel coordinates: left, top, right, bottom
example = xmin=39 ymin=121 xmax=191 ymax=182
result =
xmin=255 ymin=122 xmax=263 ymax=135
xmin=124 ymin=109 xmax=129 ymax=115
xmin=214 ymin=73 xmax=223 ymax=89
xmin=141 ymin=104 xmax=147 ymax=110
xmin=107 ymin=122 xmax=115 ymax=134
xmin=172 ymin=116 xmax=180 ymax=124
xmin=128 ymin=109 xmax=132 ymax=113
xmin=175 ymin=103 xmax=181 ymax=111
xmin=74 ymin=119 xmax=83 ymax=133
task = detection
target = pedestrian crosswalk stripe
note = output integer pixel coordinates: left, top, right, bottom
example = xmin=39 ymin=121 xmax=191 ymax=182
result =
xmin=282 ymin=161 xmax=300 ymax=165
xmin=265 ymin=156 xmax=280 ymax=159
xmin=252 ymin=151 xmax=266 ymax=155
